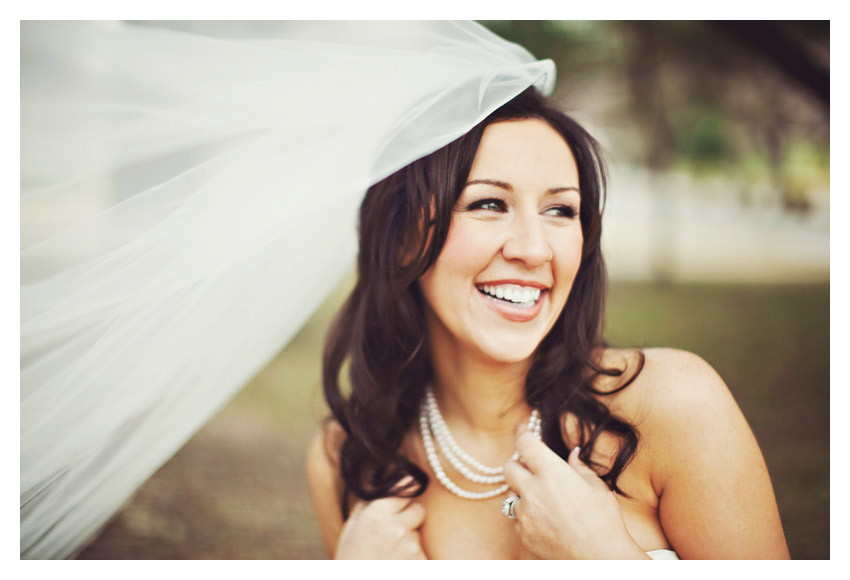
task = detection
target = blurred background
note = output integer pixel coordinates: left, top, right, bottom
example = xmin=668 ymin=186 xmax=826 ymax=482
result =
xmin=77 ymin=21 xmax=829 ymax=559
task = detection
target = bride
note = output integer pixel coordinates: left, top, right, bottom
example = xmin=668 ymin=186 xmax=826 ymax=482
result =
xmin=307 ymin=88 xmax=790 ymax=559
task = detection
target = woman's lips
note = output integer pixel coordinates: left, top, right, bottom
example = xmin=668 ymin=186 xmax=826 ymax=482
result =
xmin=476 ymin=285 xmax=548 ymax=322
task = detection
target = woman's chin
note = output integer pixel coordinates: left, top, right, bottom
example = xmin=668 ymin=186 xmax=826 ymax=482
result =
xmin=474 ymin=338 xmax=541 ymax=365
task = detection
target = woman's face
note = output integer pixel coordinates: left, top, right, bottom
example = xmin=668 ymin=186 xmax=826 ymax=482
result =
xmin=418 ymin=118 xmax=584 ymax=365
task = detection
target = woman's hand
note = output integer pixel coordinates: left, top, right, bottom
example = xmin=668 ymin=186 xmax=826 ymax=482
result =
xmin=334 ymin=493 xmax=427 ymax=560
xmin=501 ymin=431 xmax=648 ymax=559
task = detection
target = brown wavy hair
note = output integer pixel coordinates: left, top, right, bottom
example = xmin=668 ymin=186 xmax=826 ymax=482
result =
xmin=322 ymin=87 xmax=641 ymax=517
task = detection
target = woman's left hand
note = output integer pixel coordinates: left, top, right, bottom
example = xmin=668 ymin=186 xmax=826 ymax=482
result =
xmin=501 ymin=431 xmax=649 ymax=559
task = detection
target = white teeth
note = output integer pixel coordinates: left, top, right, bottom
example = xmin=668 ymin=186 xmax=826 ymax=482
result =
xmin=478 ymin=283 xmax=544 ymax=306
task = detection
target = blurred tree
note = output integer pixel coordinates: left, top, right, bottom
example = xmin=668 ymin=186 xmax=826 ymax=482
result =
xmin=709 ymin=21 xmax=829 ymax=107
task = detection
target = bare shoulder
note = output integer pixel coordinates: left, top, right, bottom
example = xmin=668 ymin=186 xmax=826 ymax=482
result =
xmin=637 ymin=347 xmax=728 ymax=401
xmin=594 ymin=347 xmax=733 ymax=427
xmin=306 ymin=420 xmax=346 ymax=558
xmin=599 ymin=347 xmax=748 ymax=472
xmin=599 ymin=347 xmax=789 ymax=558
xmin=624 ymin=348 xmax=743 ymax=448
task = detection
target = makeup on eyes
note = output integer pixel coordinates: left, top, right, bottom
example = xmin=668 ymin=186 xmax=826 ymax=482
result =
xmin=461 ymin=196 xmax=579 ymax=219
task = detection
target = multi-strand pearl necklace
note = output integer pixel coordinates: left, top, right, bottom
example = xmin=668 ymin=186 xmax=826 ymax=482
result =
xmin=419 ymin=386 xmax=542 ymax=500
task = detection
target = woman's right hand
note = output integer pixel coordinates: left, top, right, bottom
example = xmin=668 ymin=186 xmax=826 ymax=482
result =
xmin=334 ymin=495 xmax=427 ymax=559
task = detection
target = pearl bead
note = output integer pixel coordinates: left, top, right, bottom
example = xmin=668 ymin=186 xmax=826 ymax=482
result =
xmin=419 ymin=385 xmax=542 ymax=500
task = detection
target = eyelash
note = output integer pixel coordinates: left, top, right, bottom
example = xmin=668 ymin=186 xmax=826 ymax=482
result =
xmin=466 ymin=198 xmax=507 ymax=212
xmin=544 ymin=205 xmax=578 ymax=219
xmin=465 ymin=198 xmax=578 ymax=219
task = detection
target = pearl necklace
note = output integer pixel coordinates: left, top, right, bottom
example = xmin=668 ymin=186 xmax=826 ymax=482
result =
xmin=419 ymin=386 xmax=542 ymax=500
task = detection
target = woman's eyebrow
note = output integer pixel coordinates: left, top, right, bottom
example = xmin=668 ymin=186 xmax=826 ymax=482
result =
xmin=465 ymin=178 xmax=513 ymax=191
xmin=547 ymin=186 xmax=580 ymax=195
xmin=465 ymin=179 xmax=579 ymax=195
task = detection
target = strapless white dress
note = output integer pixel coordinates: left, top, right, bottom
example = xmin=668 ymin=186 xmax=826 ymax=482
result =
xmin=647 ymin=549 xmax=680 ymax=560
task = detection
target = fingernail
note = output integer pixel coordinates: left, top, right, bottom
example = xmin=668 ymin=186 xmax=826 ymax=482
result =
xmin=392 ymin=475 xmax=414 ymax=492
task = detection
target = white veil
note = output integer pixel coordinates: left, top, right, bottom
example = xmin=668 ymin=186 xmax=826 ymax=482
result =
xmin=20 ymin=21 xmax=554 ymax=559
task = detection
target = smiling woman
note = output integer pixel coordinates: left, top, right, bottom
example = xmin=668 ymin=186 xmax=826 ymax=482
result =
xmin=308 ymin=87 xmax=790 ymax=559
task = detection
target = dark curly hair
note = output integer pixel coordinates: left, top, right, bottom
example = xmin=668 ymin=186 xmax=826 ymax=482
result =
xmin=322 ymin=87 xmax=642 ymax=518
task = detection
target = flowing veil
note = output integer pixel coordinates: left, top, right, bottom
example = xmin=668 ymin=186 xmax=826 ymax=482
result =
xmin=20 ymin=20 xmax=554 ymax=558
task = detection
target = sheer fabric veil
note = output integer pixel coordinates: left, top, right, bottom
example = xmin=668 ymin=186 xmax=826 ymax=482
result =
xmin=20 ymin=21 xmax=554 ymax=558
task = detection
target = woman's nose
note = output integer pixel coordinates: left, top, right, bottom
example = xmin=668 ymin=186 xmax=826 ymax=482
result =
xmin=501 ymin=214 xmax=553 ymax=268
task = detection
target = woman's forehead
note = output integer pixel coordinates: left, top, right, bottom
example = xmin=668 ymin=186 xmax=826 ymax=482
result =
xmin=469 ymin=119 xmax=579 ymax=187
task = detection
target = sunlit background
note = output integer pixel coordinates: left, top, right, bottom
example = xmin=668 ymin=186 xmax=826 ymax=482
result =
xmin=77 ymin=21 xmax=829 ymax=559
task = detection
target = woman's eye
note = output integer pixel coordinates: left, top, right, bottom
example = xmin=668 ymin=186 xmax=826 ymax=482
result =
xmin=467 ymin=198 xmax=507 ymax=212
xmin=543 ymin=205 xmax=578 ymax=218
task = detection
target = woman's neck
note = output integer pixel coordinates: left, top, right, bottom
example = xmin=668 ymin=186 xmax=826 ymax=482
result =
xmin=428 ymin=335 xmax=534 ymax=438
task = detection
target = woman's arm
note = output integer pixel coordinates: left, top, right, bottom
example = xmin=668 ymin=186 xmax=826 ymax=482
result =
xmin=640 ymin=349 xmax=790 ymax=559
xmin=306 ymin=424 xmax=346 ymax=556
